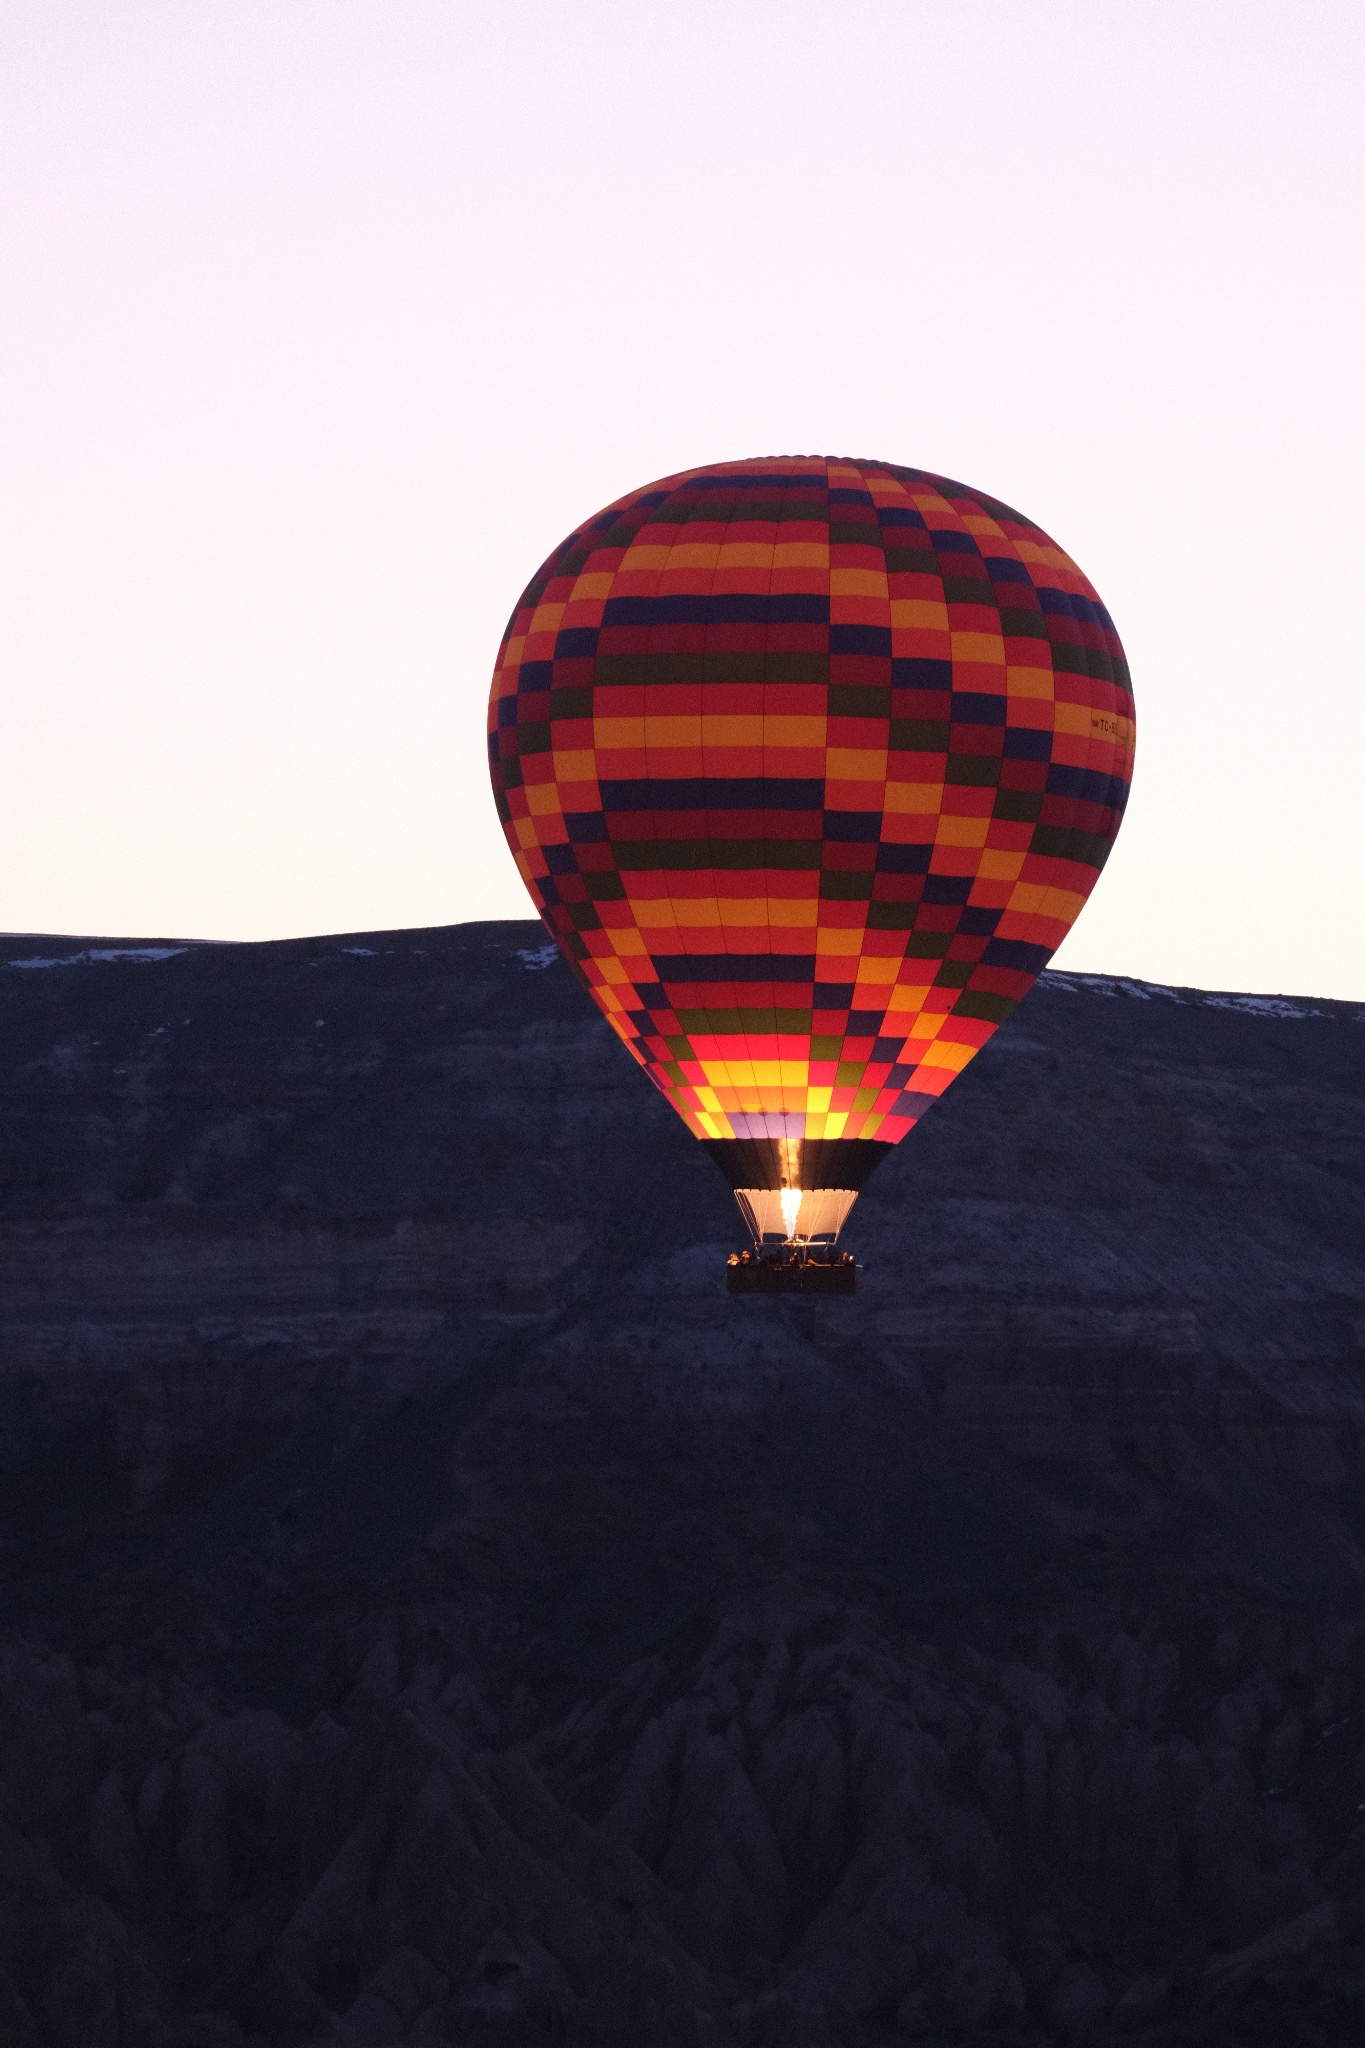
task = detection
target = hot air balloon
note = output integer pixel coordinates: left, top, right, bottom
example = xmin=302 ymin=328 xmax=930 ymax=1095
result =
xmin=487 ymin=457 xmax=1134 ymax=1288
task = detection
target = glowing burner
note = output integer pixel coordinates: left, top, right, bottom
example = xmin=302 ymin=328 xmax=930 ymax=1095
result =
xmin=779 ymin=1186 xmax=802 ymax=1240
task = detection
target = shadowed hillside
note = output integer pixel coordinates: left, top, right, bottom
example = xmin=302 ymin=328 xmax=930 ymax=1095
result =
xmin=0 ymin=922 xmax=1362 ymax=2047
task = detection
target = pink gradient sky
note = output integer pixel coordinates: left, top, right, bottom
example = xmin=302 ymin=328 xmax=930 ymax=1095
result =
xmin=3 ymin=2 xmax=1362 ymax=995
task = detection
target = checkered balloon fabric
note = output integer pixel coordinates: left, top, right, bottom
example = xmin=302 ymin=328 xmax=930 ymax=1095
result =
xmin=488 ymin=457 xmax=1134 ymax=1162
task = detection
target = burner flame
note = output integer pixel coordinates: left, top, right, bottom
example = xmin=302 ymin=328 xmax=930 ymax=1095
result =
xmin=779 ymin=1187 xmax=802 ymax=1240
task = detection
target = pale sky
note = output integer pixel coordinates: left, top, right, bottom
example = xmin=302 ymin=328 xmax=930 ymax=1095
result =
xmin=3 ymin=2 xmax=1362 ymax=996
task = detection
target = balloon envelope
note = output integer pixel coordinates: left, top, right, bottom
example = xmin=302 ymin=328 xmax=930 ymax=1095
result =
xmin=488 ymin=457 xmax=1133 ymax=1224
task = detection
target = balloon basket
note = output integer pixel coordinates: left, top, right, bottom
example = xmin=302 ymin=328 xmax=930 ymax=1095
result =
xmin=726 ymin=1250 xmax=860 ymax=1295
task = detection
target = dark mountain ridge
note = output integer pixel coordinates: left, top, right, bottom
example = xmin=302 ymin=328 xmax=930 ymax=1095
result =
xmin=0 ymin=922 xmax=1362 ymax=2046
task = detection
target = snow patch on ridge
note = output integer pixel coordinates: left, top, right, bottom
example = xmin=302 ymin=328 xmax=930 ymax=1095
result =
xmin=1041 ymin=971 xmax=1347 ymax=1021
xmin=6 ymin=947 xmax=189 ymax=971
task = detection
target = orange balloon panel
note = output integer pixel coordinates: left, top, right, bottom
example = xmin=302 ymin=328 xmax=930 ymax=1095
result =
xmin=488 ymin=457 xmax=1133 ymax=1187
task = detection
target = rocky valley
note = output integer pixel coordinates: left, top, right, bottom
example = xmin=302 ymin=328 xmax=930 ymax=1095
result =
xmin=0 ymin=921 xmax=1362 ymax=2047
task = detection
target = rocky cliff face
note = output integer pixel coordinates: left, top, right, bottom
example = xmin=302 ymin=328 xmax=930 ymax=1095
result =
xmin=0 ymin=923 xmax=1362 ymax=2047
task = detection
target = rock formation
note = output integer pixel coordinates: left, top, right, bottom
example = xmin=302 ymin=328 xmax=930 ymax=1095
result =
xmin=0 ymin=921 xmax=1362 ymax=2044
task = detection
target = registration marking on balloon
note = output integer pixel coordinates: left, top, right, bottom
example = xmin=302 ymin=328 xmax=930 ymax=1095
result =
xmin=488 ymin=456 xmax=1134 ymax=1263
